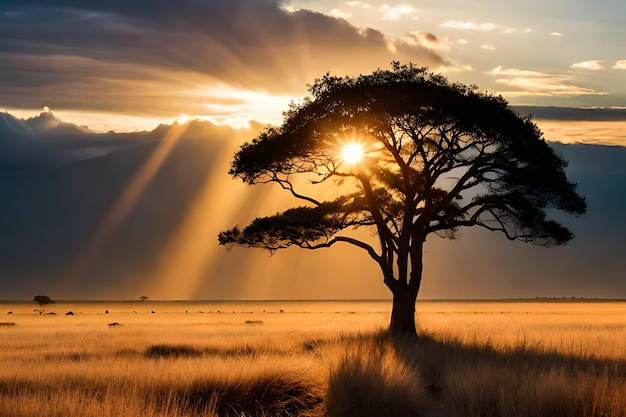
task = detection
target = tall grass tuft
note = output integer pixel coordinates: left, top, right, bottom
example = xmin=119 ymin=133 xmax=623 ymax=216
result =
xmin=160 ymin=372 xmax=324 ymax=416
xmin=325 ymin=334 xmax=444 ymax=417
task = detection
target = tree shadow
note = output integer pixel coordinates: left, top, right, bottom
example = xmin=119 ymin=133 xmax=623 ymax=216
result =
xmin=385 ymin=329 xmax=626 ymax=417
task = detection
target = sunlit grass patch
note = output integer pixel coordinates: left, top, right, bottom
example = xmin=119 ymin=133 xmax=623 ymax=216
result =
xmin=2 ymin=300 xmax=626 ymax=416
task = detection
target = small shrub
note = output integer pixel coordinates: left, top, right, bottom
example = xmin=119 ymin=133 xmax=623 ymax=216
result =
xmin=145 ymin=344 xmax=203 ymax=358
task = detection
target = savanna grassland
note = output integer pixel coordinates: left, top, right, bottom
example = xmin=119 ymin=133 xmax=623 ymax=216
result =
xmin=1 ymin=300 xmax=626 ymax=417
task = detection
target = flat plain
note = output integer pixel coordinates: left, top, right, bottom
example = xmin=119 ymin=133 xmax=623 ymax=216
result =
xmin=1 ymin=300 xmax=625 ymax=416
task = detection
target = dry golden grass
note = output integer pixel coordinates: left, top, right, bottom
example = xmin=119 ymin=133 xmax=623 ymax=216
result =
xmin=1 ymin=300 xmax=625 ymax=416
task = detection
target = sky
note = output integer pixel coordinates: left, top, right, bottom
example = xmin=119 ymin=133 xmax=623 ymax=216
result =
xmin=1 ymin=0 xmax=625 ymax=133
xmin=0 ymin=0 xmax=625 ymax=300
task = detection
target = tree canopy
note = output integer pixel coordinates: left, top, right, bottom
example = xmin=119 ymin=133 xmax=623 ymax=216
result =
xmin=219 ymin=63 xmax=586 ymax=335
xmin=33 ymin=295 xmax=54 ymax=307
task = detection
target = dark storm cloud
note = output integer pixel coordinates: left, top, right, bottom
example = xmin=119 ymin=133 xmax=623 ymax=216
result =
xmin=0 ymin=111 xmax=153 ymax=174
xmin=514 ymin=106 xmax=626 ymax=121
xmin=0 ymin=0 xmax=450 ymax=115
xmin=0 ymin=111 xmax=76 ymax=173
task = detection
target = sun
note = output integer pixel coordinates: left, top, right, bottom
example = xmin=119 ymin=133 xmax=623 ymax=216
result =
xmin=341 ymin=143 xmax=364 ymax=164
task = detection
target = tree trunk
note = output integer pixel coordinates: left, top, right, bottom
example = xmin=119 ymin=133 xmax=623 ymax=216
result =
xmin=389 ymin=289 xmax=418 ymax=337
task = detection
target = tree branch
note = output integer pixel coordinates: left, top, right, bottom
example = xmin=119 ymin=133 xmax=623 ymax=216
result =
xmin=273 ymin=174 xmax=323 ymax=206
xmin=303 ymin=235 xmax=382 ymax=263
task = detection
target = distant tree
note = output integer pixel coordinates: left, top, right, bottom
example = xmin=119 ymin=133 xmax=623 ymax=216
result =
xmin=33 ymin=295 xmax=54 ymax=315
xmin=219 ymin=63 xmax=586 ymax=337
xmin=139 ymin=295 xmax=150 ymax=302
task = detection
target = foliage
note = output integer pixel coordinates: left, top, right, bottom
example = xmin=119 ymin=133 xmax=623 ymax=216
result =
xmin=33 ymin=295 xmax=54 ymax=307
xmin=219 ymin=62 xmax=586 ymax=335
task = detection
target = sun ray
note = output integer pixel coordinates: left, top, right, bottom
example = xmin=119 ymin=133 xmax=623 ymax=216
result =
xmin=62 ymin=122 xmax=190 ymax=286
xmin=148 ymin=139 xmax=254 ymax=298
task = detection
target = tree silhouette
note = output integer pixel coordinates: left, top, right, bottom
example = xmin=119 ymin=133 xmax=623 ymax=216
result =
xmin=33 ymin=295 xmax=54 ymax=315
xmin=139 ymin=295 xmax=150 ymax=302
xmin=219 ymin=63 xmax=586 ymax=336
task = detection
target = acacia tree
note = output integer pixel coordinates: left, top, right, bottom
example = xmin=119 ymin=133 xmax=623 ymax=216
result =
xmin=33 ymin=295 xmax=54 ymax=315
xmin=219 ymin=63 xmax=586 ymax=336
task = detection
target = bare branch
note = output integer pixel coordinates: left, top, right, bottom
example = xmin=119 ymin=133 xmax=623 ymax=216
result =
xmin=273 ymin=174 xmax=322 ymax=206
xmin=302 ymin=235 xmax=382 ymax=263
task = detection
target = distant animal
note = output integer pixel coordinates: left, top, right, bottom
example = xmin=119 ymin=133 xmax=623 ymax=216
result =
xmin=105 ymin=310 xmax=109 ymax=314
xmin=44 ymin=312 xmax=57 ymax=315
xmin=7 ymin=311 xmax=12 ymax=315
xmin=65 ymin=311 xmax=74 ymax=316
xmin=108 ymin=322 xmax=121 ymax=327
xmin=279 ymin=309 xmax=285 ymax=313
xmin=150 ymin=310 xmax=156 ymax=314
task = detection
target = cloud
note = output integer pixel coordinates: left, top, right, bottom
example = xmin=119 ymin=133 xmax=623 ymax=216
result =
xmin=379 ymin=4 xmax=415 ymax=20
xmin=489 ymin=66 xmax=545 ymax=77
xmin=613 ymin=60 xmax=626 ymax=69
xmin=537 ymin=120 xmax=626 ymax=147
xmin=0 ymin=110 xmax=181 ymax=174
xmin=513 ymin=106 xmax=626 ymax=146
xmin=0 ymin=112 xmax=81 ymax=174
xmin=440 ymin=21 xmax=498 ymax=31
xmin=329 ymin=8 xmax=352 ymax=19
xmin=397 ymin=32 xmax=450 ymax=51
xmin=481 ymin=45 xmax=496 ymax=51
xmin=514 ymin=106 xmax=626 ymax=122
xmin=550 ymin=32 xmax=564 ymax=36
xmin=345 ymin=1 xmax=371 ymax=7
xmin=488 ymin=66 xmax=608 ymax=97
xmin=0 ymin=0 xmax=450 ymax=124
xmin=571 ymin=60 xmax=606 ymax=71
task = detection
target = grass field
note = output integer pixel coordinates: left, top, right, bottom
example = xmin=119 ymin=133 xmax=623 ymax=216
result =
xmin=1 ymin=300 xmax=625 ymax=416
